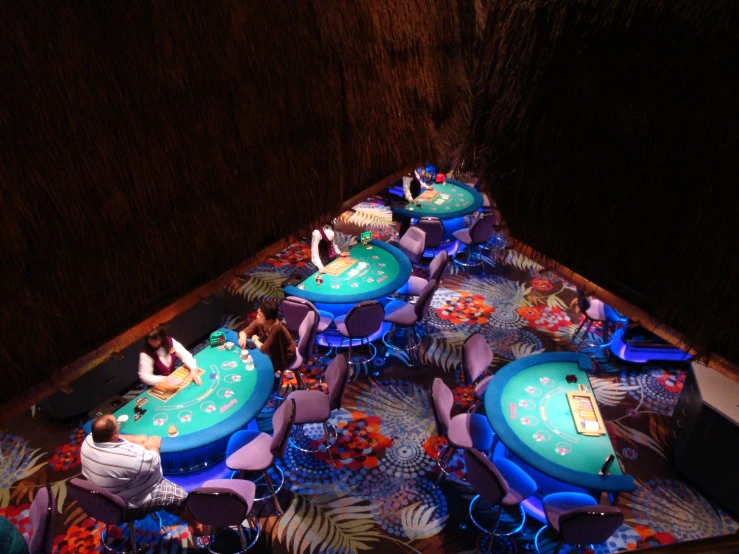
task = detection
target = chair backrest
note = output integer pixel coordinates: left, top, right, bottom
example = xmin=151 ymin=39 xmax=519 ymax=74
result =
xmin=414 ymin=217 xmax=445 ymax=250
xmin=428 ymin=250 xmax=448 ymax=282
xmin=343 ymin=301 xmax=385 ymax=338
xmin=469 ymin=213 xmax=496 ymax=244
xmin=463 ymin=333 xmax=493 ymax=384
xmin=296 ymin=311 xmax=316 ymax=359
xmin=464 ymin=448 xmax=509 ymax=507
xmin=430 ymin=378 xmax=453 ymax=436
xmin=270 ymin=398 xmax=296 ymax=458
xmin=559 ymin=505 xmax=624 ymax=545
xmin=282 ymin=296 xmax=316 ymax=334
xmin=28 ymin=485 xmax=54 ymax=554
xmin=187 ymin=483 xmax=254 ymax=528
xmin=414 ymin=279 xmax=437 ymax=320
xmin=398 ymin=226 xmax=426 ymax=264
xmin=325 ymin=354 xmax=349 ymax=411
xmin=68 ymin=478 xmax=129 ymax=525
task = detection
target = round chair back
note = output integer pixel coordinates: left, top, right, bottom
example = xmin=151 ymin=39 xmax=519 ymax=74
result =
xmin=296 ymin=311 xmax=316 ymax=360
xmin=559 ymin=506 xmax=624 ymax=545
xmin=398 ymin=227 xmax=427 ymax=264
xmin=187 ymin=482 xmax=254 ymax=528
xmin=343 ymin=301 xmax=385 ymax=338
xmin=28 ymin=484 xmax=55 ymax=554
xmin=68 ymin=478 xmax=129 ymax=525
xmin=282 ymin=296 xmax=316 ymax=334
xmin=270 ymin=398 xmax=296 ymax=459
xmin=414 ymin=279 xmax=437 ymax=320
xmin=463 ymin=333 xmax=493 ymax=384
xmin=325 ymin=354 xmax=349 ymax=411
xmin=430 ymin=378 xmax=453 ymax=436
xmin=469 ymin=213 xmax=496 ymax=245
xmin=464 ymin=448 xmax=509 ymax=507
xmin=428 ymin=251 xmax=448 ymax=282
xmin=414 ymin=217 xmax=445 ymax=250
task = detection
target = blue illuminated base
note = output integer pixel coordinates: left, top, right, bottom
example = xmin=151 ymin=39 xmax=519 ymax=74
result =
xmin=315 ymin=322 xmax=392 ymax=349
xmin=609 ymin=328 xmax=691 ymax=363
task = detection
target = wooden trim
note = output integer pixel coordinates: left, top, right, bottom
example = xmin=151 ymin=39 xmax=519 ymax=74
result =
xmin=0 ymin=170 xmax=410 ymax=424
xmin=507 ymin=236 xmax=739 ymax=384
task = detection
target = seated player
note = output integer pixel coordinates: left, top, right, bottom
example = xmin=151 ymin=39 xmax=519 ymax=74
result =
xmin=80 ymin=414 xmax=205 ymax=535
xmin=311 ymin=223 xmax=350 ymax=273
xmin=238 ymin=299 xmax=296 ymax=375
xmin=138 ymin=327 xmax=202 ymax=388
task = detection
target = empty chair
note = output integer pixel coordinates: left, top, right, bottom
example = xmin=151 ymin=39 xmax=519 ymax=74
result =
xmin=571 ymin=290 xmax=621 ymax=356
xmin=464 ymin=448 xmax=537 ymax=551
xmin=383 ymin=279 xmax=437 ymax=363
xmin=187 ymin=479 xmax=261 ymax=553
xmin=534 ymin=492 xmax=624 ymax=553
xmin=68 ymin=479 xmax=165 ymax=553
xmin=27 ymin=485 xmax=55 ymax=554
xmin=452 ymin=213 xmax=496 ymax=272
xmin=333 ymin=300 xmax=385 ymax=366
xmin=285 ymin=354 xmax=349 ymax=463
xmin=430 ymin=378 xmax=494 ymax=484
xmin=226 ymin=398 xmax=296 ymax=514
xmin=397 ymin=251 xmax=448 ymax=298
xmin=397 ymin=226 xmax=427 ymax=265
xmin=413 ymin=217 xmax=445 ymax=258
xmin=462 ymin=333 xmax=495 ymax=413
xmin=282 ymin=296 xmax=334 ymax=354
xmin=280 ymin=312 xmax=315 ymax=393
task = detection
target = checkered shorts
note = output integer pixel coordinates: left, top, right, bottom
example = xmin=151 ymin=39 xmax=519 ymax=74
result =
xmin=128 ymin=478 xmax=188 ymax=519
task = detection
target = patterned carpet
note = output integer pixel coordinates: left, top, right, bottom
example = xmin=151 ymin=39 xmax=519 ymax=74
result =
xmin=2 ymin=192 xmax=737 ymax=553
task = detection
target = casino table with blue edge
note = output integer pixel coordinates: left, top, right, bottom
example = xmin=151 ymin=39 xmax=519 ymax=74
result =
xmin=484 ymin=352 xmax=636 ymax=501
xmin=283 ymin=239 xmax=412 ymax=307
xmin=84 ymin=329 xmax=273 ymax=474
xmin=392 ymin=179 xmax=484 ymax=241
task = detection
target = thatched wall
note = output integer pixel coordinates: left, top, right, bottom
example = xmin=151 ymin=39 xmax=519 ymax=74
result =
xmin=0 ymin=1 xmax=483 ymax=403
xmin=463 ymin=0 xmax=739 ymax=366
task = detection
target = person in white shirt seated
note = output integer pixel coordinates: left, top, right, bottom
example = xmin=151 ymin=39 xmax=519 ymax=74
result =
xmin=80 ymin=414 xmax=205 ymax=535
xmin=311 ymin=224 xmax=350 ymax=273
xmin=138 ymin=327 xmax=202 ymax=388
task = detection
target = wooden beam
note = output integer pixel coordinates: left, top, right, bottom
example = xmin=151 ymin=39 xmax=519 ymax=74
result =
xmin=0 ymin=170 xmax=410 ymax=425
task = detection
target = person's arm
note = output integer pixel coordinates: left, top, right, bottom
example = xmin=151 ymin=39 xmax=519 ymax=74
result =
xmin=310 ymin=230 xmax=325 ymax=271
xmin=120 ymin=434 xmax=148 ymax=445
xmin=332 ymin=234 xmax=343 ymax=256
xmin=414 ymin=170 xmax=432 ymax=191
xmin=257 ymin=324 xmax=279 ymax=355
xmin=238 ymin=320 xmax=259 ymax=348
xmin=141 ymin=435 xmax=162 ymax=454
xmin=138 ymin=352 xmax=165 ymax=386
xmin=171 ymin=338 xmax=201 ymax=385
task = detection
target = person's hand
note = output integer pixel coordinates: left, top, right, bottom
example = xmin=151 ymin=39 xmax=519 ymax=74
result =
xmin=415 ymin=202 xmax=423 ymax=208
xmin=238 ymin=332 xmax=247 ymax=349
xmin=428 ymin=185 xmax=434 ymax=190
xmin=143 ymin=436 xmax=161 ymax=451
xmin=191 ymin=371 xmax=202 ymax=386
xmin=340 ymin=252 xmax=350 ymax=257
xmin=319 ymin=267 xmax=327 ymax=274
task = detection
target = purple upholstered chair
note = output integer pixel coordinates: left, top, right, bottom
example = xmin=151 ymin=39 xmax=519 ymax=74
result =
xmin=464 ymin=448 xmax=537 ymax=551
xmin=430 ymin=378 xmax=493 ymax=484
xmin=535 ymin=492 xmax=624 ymax=553
xmin=453 ymin=212 xmax=496 ymax=273
xmin=68 ymin=478 xmax=164 ymax=553
xmin=398 ymin=226 xmax=427 ymax=265
xmin=383 ymin=279 xmax=437 ymax=363
xmin=397 ymin=251 xmax=448 ymax=298
xmin=285 ymin=354 xmax=349 ymax=464
xmin=282 ymin=296 xmax=334 ymax=355
xmin=333 ymin=300 xmax=385 ymax=367
xmin=462 ymin=333 xmax=495 ymax=413
xmin=282 ymin=311 xmax=315 ymax=391
xmin=572 ymin=290 xmax=620 ymax=357
xmin=413 ymin=217 xmax=445 ymax=258
xmin=187 ymin=479 xmax=260 ymax=553
xmin=226 ymin=398 xmax=296 ymax=514
xmin=27 ymin=485 xmax=54 ymax=554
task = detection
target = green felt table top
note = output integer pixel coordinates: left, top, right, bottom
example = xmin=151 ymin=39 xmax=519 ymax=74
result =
xmin=499 ymin=361 xmax=623 ymax=476
xmin=113 ymin=345 xmax=259 ymax=440
xmin=392 ymin=180 xmax=484 ymax=221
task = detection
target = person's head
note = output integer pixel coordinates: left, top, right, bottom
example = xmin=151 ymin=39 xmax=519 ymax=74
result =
xmin=91 ymin=414 xmax=119 ymax=443
xmin=257 ymin=299 xmax=279 ymax=323
xmin=145 ymin=327 xmax=168 ymax=350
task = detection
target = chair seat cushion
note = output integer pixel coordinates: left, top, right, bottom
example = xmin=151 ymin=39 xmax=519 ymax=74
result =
xmin=474 ymin=375 xmax=493 ymax=400
xmin=317 ymin=311 xmax=334 ymax=333
xmin=286 ymin=390 xmax=330 ymax=423
xmin=447 ymin=413 xmax=493 ymax=451
xmin=452 ymin=228 xmax=472 ymax=245
xmin=226 ymin=432 xmax=274 ymax=472
xmin=585 ymin=299 xmax=607 ymax=321
xmin=226 ymin=430 xmax=262 ymax=459
xmin=495 ymin=457 xmax=537 ymax=506
xmin=542 ymin=492 xmax=598 ymax=532
xmin=285 ymin=350 xmax=304 ymax=371
xmin=384 ymin=300 xmax=417 ymax=326
xmin=403 ymin=276 xmax=429 ymax=297
xmin=202 ymin=479 xmax=257 ymax=514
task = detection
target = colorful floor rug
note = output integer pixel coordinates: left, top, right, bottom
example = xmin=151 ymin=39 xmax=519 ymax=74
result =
xmin=1 ymin=192 xmax=737 ymax=553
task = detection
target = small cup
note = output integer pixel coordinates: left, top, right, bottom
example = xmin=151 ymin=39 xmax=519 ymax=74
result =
xmin=117 ymin=414 xmax=128 ymax=429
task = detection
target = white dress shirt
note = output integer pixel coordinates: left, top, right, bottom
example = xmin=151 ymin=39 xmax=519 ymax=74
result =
xmin=403 ymin=170 xmax=431 ymax=204
xmin=138 ymin=338 xmax=196 ymax=386
xmin=311 ymin=227 xmax=342 ymax=271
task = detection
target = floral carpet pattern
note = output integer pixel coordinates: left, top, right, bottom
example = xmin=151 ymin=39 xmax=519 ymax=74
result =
xmin=2 ymin=192 xmax=737 ymax=553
